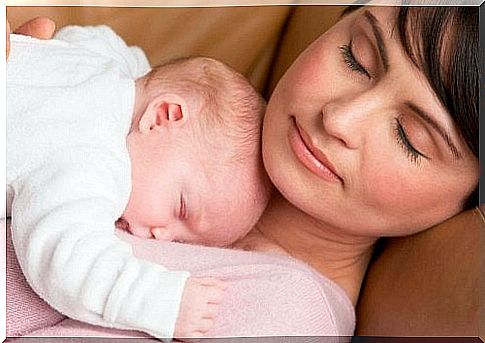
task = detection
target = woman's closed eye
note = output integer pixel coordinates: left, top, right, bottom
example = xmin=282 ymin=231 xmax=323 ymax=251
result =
xmin=393 ymin=117 xmax=430 ymax=165
xmin=339 ymin=41 xmax=372 ymax=80
xmin=340 ymin=38 xmax=430 ymax=166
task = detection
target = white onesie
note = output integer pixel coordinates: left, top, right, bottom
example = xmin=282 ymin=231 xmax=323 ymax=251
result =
xmin=7 ymin=26 xmax=190 ymax=339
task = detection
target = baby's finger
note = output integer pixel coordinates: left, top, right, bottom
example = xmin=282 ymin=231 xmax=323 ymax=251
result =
xmin=203 ymin=286 xmax=225 ymax=304
xmin=197 ymin=318 xmax=214 ymax=333
xmin=201 ymin=303 xmax=219 ymax=318
xmin=193 ymin=277 xmax=224 ymax=286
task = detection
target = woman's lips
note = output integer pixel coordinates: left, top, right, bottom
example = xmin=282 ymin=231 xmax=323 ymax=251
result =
xmin=288 ymin=116 xmax=343 ymax=184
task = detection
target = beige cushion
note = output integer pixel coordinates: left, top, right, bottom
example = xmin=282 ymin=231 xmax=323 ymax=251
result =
xmin=7 ymin=6 xmax=291 ymax=91
xmin=356 ymin=207 xmax=482 ymax=336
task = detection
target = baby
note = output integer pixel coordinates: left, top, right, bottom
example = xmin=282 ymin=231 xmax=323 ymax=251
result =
xmin=6 ymin=25 xmax=270 ymax=340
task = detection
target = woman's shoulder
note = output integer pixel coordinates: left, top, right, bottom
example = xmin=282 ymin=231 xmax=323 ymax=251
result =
xmin=123 ymin=231 xmax=355 ymax=336
xmin=209 ymin=254 xmax=356 ymax=337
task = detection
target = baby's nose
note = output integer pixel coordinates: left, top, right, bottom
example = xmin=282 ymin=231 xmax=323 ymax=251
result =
xmin=122 ymin=222 xmax=153 ymax=239
xmin=115 ymin=217 xmax=130 ymax=231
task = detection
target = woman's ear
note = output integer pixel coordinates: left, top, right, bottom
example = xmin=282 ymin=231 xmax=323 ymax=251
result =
xmin=139 ymin=94 xmax=188 ymax=133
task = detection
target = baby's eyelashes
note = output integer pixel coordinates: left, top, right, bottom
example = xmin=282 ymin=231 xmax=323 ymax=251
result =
xmin=151 ymin=227 xmax=165 ymax=239
xmin=150 ymin=226 xmax=178 ymax=242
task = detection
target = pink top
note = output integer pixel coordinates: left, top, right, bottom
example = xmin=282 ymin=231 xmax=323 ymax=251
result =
xmin=7 ymin=226 xmax=355 ymax=339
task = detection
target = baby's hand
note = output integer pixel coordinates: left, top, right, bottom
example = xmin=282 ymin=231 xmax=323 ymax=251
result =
xmin=174 ymin=277 xmax=227 ymax=340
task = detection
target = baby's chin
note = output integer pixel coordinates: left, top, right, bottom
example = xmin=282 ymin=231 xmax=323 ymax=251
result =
xmin=201 ymin=227 xmax=254 ymax=248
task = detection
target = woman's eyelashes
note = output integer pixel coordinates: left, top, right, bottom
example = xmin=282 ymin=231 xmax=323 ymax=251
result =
xmin=339 ymin=40 xmax=372 ymax=80
xmin=339 ymin=39 xmax=429 ymax=166
xmin=393 ymin=118 xmax=429 ymax=165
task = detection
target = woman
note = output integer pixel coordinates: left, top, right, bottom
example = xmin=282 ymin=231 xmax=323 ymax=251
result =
xmin=253 ymin=5 xmax=479 ymax=304
xmin=7 ymin=5 xmax=479 ymax=339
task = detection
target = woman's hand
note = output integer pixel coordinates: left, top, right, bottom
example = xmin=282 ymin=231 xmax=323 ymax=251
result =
xmin=6 ymin=17 xmax=56 ymax=60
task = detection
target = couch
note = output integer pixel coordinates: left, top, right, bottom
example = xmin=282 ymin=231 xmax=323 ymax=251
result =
xmin=7 ymin=5 xmax=483 ymax=340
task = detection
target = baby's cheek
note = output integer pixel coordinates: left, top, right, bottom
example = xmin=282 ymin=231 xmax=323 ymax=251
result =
xmin=200 ymin=219 xmax=253 ymax=248
xmin=208 ymin=227 xmax=247 ymax=247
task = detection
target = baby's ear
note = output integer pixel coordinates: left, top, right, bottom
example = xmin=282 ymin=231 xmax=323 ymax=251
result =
xmin=139 ymin=94 xmax=188 ymax=133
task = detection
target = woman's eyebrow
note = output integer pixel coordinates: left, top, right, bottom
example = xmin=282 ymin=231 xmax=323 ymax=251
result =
xmin=363 ymin=10 xmax=389 ymax=72
xmin=405 ymin=101 xmax=461 ymax=160
xmin=363 ymin=10 xmax=462 ymax=162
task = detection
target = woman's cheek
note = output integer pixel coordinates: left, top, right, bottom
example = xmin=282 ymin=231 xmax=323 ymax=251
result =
xmin=283 ymin=40 xmax=340 ymax=100
xmin=361 ymin=162 xmax=435 ymax=214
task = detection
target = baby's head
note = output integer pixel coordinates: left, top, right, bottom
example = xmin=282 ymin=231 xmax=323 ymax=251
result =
xmin=123 ymin=57 xmax=271 ymax=246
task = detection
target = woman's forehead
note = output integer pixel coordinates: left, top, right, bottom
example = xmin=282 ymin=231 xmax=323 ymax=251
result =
xmin=347 ymin=8 xmax=446 ymax=112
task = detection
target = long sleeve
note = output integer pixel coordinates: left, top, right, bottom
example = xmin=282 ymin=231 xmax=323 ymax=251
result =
xmin=7 ymin=32 xmax=188 ymax=339
xmin=53 ymin=25 xmax=151 ymax=79
xmin=10 ymin=159 xmax=190 ymax=338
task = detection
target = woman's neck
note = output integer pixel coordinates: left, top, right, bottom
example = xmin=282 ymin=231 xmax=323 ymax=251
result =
xmin=250 ymin=191 xmax=377 ymax=305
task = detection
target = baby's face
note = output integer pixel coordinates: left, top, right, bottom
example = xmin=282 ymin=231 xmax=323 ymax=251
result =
xmin=123 ymin=130 xmax=266 ymax=246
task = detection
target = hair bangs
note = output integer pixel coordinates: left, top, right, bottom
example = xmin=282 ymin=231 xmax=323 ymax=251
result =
xmin=396 ymin=8 xmax=478 ymax=157
xmin=396 ymin=7 xmax=479 ymax=208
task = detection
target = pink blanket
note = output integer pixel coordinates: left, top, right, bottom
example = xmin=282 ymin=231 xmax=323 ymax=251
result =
xmin=7 ymin=222 xmax=355 ymax=340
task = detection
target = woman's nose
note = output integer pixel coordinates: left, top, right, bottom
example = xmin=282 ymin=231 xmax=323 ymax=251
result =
xmin=321 ymin=100 xmax=369 ymax=150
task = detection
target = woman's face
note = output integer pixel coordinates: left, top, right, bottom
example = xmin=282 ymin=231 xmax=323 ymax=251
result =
xmin=263 ymin=6 xmax=479 ymax=237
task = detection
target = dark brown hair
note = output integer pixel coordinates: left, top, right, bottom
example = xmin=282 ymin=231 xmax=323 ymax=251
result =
xmin=342 ymin=6 xmax=479 ymax=209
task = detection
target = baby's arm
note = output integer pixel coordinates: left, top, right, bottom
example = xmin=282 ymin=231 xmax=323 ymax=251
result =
xmin=10 ymin=160 xmax=191 ymax=339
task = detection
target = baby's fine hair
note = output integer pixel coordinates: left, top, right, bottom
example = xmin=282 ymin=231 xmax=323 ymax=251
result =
xmin=145 ymin=56 xmax=267 ymax=170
